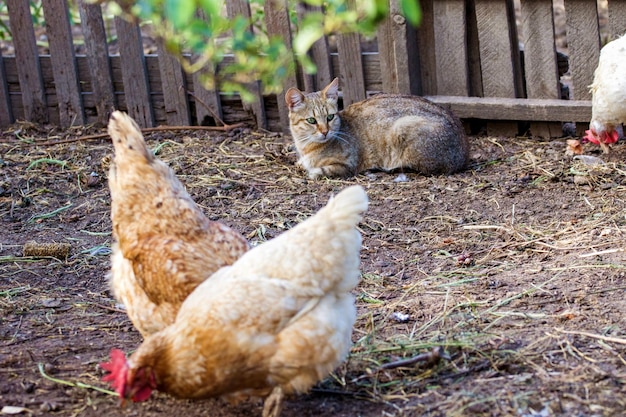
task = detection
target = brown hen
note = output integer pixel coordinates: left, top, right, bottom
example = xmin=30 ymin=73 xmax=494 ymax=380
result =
xmin=107 ymin=111 xmax=249 ymax=337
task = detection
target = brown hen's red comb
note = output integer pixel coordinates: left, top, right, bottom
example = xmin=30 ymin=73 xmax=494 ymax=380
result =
xmin=100 ymin=348 xmax=129 ymax=397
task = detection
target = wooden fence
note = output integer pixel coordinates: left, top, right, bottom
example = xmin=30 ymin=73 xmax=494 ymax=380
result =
xmin=1 ymin=0 xmax=625 ymax=137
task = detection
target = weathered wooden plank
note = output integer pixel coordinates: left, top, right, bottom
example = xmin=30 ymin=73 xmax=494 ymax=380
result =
xmin=474 ymin=0 xmax=522 ymax=136
xmin=335 ymin=0 xmax=365 ymax=105
xmin=337 ymin=33 xmax=366 ymax=107
xmin=226 ymin=0 xmax=266 ymax=129
xmin=336 ymin=34 xmax=366 ymax=105
xmin=191 ymin=63 xmax=223 ymax=126
xmin=264 ymin=0 xmax=297 ymax=133
xmin=426 ymin=96 xmax=591 ymax=122
xmin=189 ymin=11 xmax=222 ymax=126
xmin=415 ymin=0 xmax=436 ymax=95
xmin=564 ymin=0 xmax=600 ymax=101
xmin=465 ymin=0 xmax=482 ymax=97
xmin=296 ymin=4 xmax=333 ymax=92
xmin=521 ymin=0 xmax=559 ymax=99
xmin=114 ymin=16 xmax=154 ymax=127
xmin=432 ymin=0 xmax=468 ymax=96
xmin=520 ymin=0 xmax=561 ymax=138
xmin=78 ymin=1 xmax=115 ymax=126
xmin=156 ymin=41 xmax=191 ymax=126
xmin=474 ymin=0 xmax=520 ymax=98
xmin=42 ymin=0 xmax=85 ymax=127
xmin=608 ymin=2 xmax=626 ymax=41
xmin=0 ymin=48 xmax=13 ymax=126
xmin=377 ymin=0 xmax=419 ymax=94
xmin=6 ymin=0 xmax=48 ymax=123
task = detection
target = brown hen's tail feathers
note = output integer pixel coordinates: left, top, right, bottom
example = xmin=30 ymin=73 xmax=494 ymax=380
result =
xmin=108 ymin=111 xmax=154 ymax=163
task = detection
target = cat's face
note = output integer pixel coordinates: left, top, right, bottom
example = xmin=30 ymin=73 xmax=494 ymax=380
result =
xmin=285 ymin=79 xmax=341 ymax=145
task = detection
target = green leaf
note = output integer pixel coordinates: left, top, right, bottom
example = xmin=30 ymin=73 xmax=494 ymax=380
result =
xmin=363 ymin=0 xmax=389 ymax=25
xmin=401 ymin=0 xmax=422 ymax=26
xmin=164 ymin=0 xmax=196 ymax=29
xmin=293 ymin=24 xmax=324 ymax=56
xmin=198 ymin=0 xmax=223 ymax=20
xmin=297 ymin=53 xmax=318 ymax=75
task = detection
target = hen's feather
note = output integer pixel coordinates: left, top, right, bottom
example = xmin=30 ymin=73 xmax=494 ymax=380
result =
xmin=110 ymin=185 xmax=368 ymax=413
xmin=107 ymin=111 xmax=249 ymax=337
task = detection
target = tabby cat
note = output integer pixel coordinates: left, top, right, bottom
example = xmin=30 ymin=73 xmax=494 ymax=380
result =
xmin=285 ymin=78 xmax=470 ymax=179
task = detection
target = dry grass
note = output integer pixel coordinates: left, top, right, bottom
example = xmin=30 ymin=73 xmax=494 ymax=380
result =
xmin=1 ymin=126 xmax=626 ymax=416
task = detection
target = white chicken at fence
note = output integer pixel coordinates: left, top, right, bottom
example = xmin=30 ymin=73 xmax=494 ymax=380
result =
xmin=584 ymin=33 xmax=626 ymax=153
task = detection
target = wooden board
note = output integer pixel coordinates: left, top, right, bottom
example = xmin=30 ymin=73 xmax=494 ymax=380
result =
xmin=474 ymin=0 xmax=522 ymax=136
xmin=156 ymin=41 xmax=191 ymax=126
xmin=43 ymin=0 xmax=85 ymax=127
xmin=564 ymin=0 xmax=600 ymax=101
xmin=377 ymin=0 xmax=418 ymax=94
xmin=337 ymin=33 xmax=366 ymax=106
xmin=78 ymin=1 xmax=115 ymax=126
xmin=425 ymin=96 xmax=591 ymax=122
xmin=465 ymin=0 xmax=483 ymax=97
xmin=264 ymin=0 xmax=297 ymax=133
xmin=6 ymin=0 xmax=48 ymax=123
xmin=415 ymin=0 xmax=436 ymax=95
xmin=226 ymin=0 xmax=266 ymax=130
xmin=520 ymin=0 xmax=561 ymax=138
xmin=520 ymin=0 xmax=559 ymax=99
xmin=474 ymin=0 xmax=519 ymax=98
xmin=114 ymin=16 xmax=154 ymax=127
xmin=0 ymin=48 xmax=13 ymax=126
xmin=432 ymin=0 xmax=468 ymax=96
xmin=336 ymin=0 xmax=365 ymax=105
xmin=608 ymin=2 xmax=626 ymax=40
xmin=191 ymin=62 xmax=223 ymax=126
xmin=297 ymin=4 xmax=333 ymax=92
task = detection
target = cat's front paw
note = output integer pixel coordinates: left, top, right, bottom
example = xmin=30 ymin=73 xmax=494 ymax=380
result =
xmin=307 ymin=167 xmax=325 ymax=180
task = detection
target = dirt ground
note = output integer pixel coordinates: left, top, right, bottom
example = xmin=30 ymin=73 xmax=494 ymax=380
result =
xmin=1 ymin=123 xmax=626 ymax=417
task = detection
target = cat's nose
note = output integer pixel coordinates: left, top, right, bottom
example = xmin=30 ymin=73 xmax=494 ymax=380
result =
xmin=319 ymin=125 xmax=328 ymax=136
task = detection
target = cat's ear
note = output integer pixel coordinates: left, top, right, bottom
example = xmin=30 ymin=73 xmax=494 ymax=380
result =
xmin=322 ymin=78 xmax=339 ymax=101
xmin=285 ymin=88 xmax=306 ymax=111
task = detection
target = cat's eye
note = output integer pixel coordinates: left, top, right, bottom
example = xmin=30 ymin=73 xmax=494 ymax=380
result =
xmin=306 ymin=117 xmax=317 ymax=124
xmin=327 ymin=114 xmax=335 ymax=121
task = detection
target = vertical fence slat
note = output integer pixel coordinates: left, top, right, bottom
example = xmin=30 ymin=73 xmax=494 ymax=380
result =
xmin=415 ymin=0 xmax=436 ymax=95
xmin=337 ymin=32 xmax=366 ymax=105
xmin=264 ymin=0 xmax=297 ymax=133
xmin=564 ymin=0 xmax=600 ymax=101
xmin=226 ymin=1 xmax=266 ymax=129
xmin=192 ymin=62 xmax=223 ymax=126
xmin=6 ymin=0 xmax=48 ymax=123
xmin=521 ymin=0 xmax=561 ymax=138
xmin=377 ymin=0 xmax=419 ymax=95
xmin=42 ymin=0 xmax=85 ymax=127
xmin=433 ymin=0 xmax=468 ymax=96
xmin=78 ymin=1 xmax=115 ymax=126
xmin=336 ymin=0 xmax=365 ymax=105
xmin=474 ymin=0 xmax=520 ymax=98
xmin=474 ymin=0 xmax=522 ymax=136
xmin=335 ymin=1 xmax=365 ymax=105
xmin=521 ymin=0 xmax=559 ymax=99
xmin=114 ymin=16 xmax=154 ymax=127
xmin=156 ymin=42 xmax=191 ymax=126
xmin=0 ymin=49 xmax=13 ymax=126
xmin=190 ymin=11 xmax=222 ymax=126
xmin=608 ymin=3 xmax=626 ymax=41
xmin=297 ymin=4 xmax=333 ymax=92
